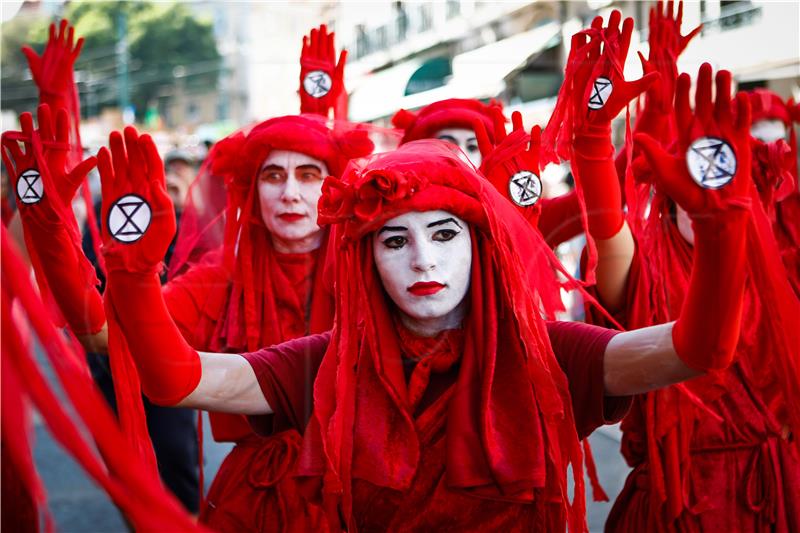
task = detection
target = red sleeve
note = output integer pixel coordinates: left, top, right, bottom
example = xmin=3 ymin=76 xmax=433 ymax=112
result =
xmin=546 ymin=321 xmax=631 ymax=439
xmin=538 ymin=190 xmax=583 ymax=247
xmin=240 ymin=331 xmax=331 ymax=435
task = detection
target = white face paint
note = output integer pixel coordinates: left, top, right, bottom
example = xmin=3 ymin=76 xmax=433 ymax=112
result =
xmin=257 ymin=150 xmax=328 ymax=253
xmin=675 ymin=204 xmax=694 ymax=246
xmin=373 ymin=210 xmax=472 ymax=337
xmin=434 ymin=128 xmax=482 ymax=167
xmin=750 ymin=119 xmax=788 ymax=143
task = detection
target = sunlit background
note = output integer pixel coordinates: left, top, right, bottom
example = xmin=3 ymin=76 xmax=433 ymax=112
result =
xmin=2 ymin=1 xmax=798 ymax=150
xmin=1 ymin=2 xmax=798 ymax=531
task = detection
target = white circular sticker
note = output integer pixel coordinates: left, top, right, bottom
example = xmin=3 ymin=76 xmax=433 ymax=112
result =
xmin=17 ymin=168 xmax=43 ymax=204
xmin=686 ymin=136 xmax=737 ymax=189
xmin=508 ymin=170 xmax=542 ymax=207
xmin=108 ymin=194 xmax=152 ymax=243
xmin=303 ymin=70 xmax=332 ymax=99
xmin=588 ymin=77 xmax=613 ymax=110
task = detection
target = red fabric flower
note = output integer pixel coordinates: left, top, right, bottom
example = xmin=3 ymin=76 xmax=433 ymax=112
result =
xmin=317 ymin=176 xmax=355 ymax=224
xmin=353 ymin=180 xmax=383 ymax=221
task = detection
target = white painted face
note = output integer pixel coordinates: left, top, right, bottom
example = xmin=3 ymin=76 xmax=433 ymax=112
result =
xmin=434 ymin=128 xmax=482 ymax=167
xmin=373 ymin=210 xmax=472 ymax=335
xmin=257 ymin=150 xmax=328 ymax=253
xmin=750 ymin=119 xmax=788 ymax=143
xmin=675 ymin=204 xmax=694 ymax=246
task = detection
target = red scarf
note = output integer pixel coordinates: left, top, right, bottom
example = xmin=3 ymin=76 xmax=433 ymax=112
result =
xmin=395 ymin=319 xmax=464 ymax=410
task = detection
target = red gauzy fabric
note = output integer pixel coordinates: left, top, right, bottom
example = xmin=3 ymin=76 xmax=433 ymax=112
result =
xmin=1 ymin=227 xmax=205 ymax=532
xmin=746 ymin=89 xmax=800 ymax=296
xmin=161 ymin=115 xmax=373 ymax=532
xmin=299 ymin=140 xmax=590 ymax=532
xmin=590 ymin=173 xmax=800 ymax=531
xmin=750 ymin=138 xmax=800 ymax=296
xmin=392 ymin=98 xmax=504 ymax=145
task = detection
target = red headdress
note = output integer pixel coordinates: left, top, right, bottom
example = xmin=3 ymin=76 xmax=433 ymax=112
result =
xmin=748 ymin=89 xmax=792 ymax=125
xmin=298 ymin=140 xmax=588 ymax=531
xmin=392 ymin=98 xmax=504 ymax=145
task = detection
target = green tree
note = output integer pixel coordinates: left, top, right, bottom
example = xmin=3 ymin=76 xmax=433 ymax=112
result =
xmin=1 ymin=13 xmax=50 ymax=115
xmin=1 ymin=2 xmax=221 ymax=121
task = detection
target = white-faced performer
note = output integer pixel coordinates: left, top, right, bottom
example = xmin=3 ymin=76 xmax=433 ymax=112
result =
xmin=95 ymin=127 xmax=750 ymax=530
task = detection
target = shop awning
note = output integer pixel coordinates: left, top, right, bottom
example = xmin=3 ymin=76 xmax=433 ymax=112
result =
xmin=348 ymin=21 xmax=562 ymax=122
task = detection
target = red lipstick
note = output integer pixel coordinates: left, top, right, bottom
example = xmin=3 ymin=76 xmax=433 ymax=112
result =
xmin=278 ymin=213 xmax=305 ymax=222
xmin=407 ymin=281 xmax=445 ymax=296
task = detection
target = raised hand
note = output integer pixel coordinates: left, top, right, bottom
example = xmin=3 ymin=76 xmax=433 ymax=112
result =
xmin=648 ymin=0 xmax=702 ymax=59
xmin=1 ymin=104 xmax=95 ymax=228
xmin=478 ymin=110 xmax=544 ymax=222
xmin=299 ymin=24 xmax=347 ymax=117
xmin=572 ymin=11 xmax=658 ymax=129
xmin=636 ymin=64 xmax=752 ymax=217
xmin=98 ymin=127 xmax=175 ymax=273
xmin=1 ymin=105 xmax=103 ymax=336
xmin=637 ymin=1 xmax=701 ymax=139
xmin=22 ymin=19 xmax=84 ymax=97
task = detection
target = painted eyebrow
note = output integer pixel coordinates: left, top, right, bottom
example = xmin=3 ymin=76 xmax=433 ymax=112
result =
xmin=260 ymin=164 xmax=286 ymax=171
xmin=296 ymin=164 xmax=322 ymax=172
xmin=427 ymin=217 xmax=462 ymax=229
xmin=378 ymin=225 xmax=408 ymax=235
xmin=436 ymin=135 xmax=457 ymax=143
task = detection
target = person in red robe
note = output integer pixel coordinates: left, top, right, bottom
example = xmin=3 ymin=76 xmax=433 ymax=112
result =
xmin=561 ymin=5 xmax=800 ymax=532
xmin=93 ymin=104 xmax=753 ymax=531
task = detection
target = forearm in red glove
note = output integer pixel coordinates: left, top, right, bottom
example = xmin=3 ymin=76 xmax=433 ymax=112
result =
xmin=637 ymin=65 xmax=753 ymax=371
xmin=1 ymin=106 xmax=103 ymax=336
xmin=99 ymin=127 xmax=200 ymax=405
xmin=538 ymin=190 xmax=583 ymax=247
xmin=672 ymin=213 xmax=748 ymax=371
xmin=573 ymin=126 xmax=625 ymax=239
xmin=106 ymin=270 xmax=200 ymax=405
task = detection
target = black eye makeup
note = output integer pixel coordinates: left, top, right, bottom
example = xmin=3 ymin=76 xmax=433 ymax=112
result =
xmin=432 ymin=228 xmax=459 ymax=242
xmin=382 ymin=235 xmax=407 ymax=249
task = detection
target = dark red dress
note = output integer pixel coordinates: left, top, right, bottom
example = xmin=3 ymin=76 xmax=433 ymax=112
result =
xmin=243 ymin=321 xmax=630 ymax=531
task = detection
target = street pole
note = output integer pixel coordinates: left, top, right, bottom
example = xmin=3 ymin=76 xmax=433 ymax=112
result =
xmin=116 ymin=11 xmax=131 ymax=122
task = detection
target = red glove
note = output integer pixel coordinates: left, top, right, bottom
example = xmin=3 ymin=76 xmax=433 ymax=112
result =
xmin=636 ymin=64 xmax=752 ymax=371
xmin=299 ymin=24 xmax=347 ymax=118
xmin=477 ymin=110 xmax=546 ymax=226
xmin=635 ymin=1 xmax=702 ymax=142
xmin=648 ymin=0 xmax=702 ymax=60
xmin=570 ymin=12 xmax=656 ymax=239
xmin=98 ymin=127 xmax=200 ymax=405
xmin=1 ymin=105 xmax=102 ymax=335
xmin=22 ymin=20 xmax=84 ymax=166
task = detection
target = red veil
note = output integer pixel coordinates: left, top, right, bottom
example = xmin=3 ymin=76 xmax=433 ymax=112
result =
xmin=297 ymin=140 xmax=590 ymax=531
